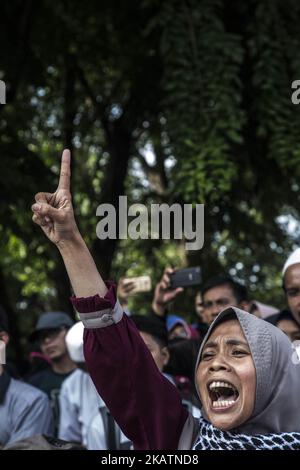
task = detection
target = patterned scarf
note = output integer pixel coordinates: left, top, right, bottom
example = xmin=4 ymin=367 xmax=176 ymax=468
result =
xmin=193 ymin=418 xmax=300 ymax=450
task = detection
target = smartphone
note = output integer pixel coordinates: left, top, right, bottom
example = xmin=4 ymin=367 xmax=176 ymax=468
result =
xmin=123 ymin=275 xmax=152 ymax=295
xmin=169 ymin=267 xmax=201 ymax=289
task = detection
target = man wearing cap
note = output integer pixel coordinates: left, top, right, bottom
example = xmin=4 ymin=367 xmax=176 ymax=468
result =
xmin=27 ymin=311 xmax=77 ymax=435
xmin=267 ymin=248 xmax=300 ymax=331
xmin=0 ymin=306 xmax=53 ymax=447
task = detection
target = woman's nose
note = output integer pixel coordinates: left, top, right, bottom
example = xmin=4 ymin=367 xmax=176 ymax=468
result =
xmin=209 ymin=356 xmax=231 ymax=371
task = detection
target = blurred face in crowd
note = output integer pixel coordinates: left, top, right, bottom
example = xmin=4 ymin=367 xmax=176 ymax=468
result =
xmin=139 ymin=331 xmax=169 ymax=372
xmin=196 ymin=319 xmax=256 ymax=431
xmin=202 ymin=284 xmax=245 ymax=325
xmin=195 ymin=293 xmax=204 ymax=321
xmin=168 ymin=324 xmax=189 ymax=341
xmin=284 ymin=264 xmax=300 ymax=325
xmin=276 ymin=318 xmax=300 ymax=342
xmin=39 ymin=327 xmax=69 ymax=362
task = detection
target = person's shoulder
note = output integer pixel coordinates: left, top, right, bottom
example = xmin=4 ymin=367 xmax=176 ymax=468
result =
xmin=60 ymin=368 xmax=83 ymax=392
xmin=9 ymin=377 xmax=49 ymax=406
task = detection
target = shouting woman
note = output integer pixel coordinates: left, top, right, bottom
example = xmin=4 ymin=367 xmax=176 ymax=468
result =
xmin=31 ymin=150 xmax=300 ymax=450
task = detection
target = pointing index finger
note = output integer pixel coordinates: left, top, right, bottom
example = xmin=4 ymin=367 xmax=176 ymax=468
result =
xmin=58 ymin=149 xmax=71 ymax=191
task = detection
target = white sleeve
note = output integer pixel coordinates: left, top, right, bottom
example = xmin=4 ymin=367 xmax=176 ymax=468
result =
xmin=86 ymin=414 xmax=107 ymax=450
xmin=58 ymin=382 xmax=81 ymax=444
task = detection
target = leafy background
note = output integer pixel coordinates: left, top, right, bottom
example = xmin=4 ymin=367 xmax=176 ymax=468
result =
xmin=1 ymin=0 xmax=300 ymax=367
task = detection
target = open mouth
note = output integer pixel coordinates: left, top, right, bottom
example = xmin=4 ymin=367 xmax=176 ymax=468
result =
xmin=207 ymin=380 xmax=239 ymax=410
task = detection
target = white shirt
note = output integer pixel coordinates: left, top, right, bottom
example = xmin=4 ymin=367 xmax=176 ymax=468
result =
xmin=59 ymin=368 xmax=131 ymax=450
xmin=87 ymin=413 xmax=132 ymax=450
xmin=58 ymin=368 xmax=103 ymax=448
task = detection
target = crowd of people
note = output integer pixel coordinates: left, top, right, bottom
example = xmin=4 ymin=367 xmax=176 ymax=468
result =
xmin=1 ymin=149 xmax=300 ymax=450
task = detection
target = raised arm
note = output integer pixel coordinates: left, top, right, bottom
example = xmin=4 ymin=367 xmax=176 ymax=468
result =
xmin=31 ymin=149 xmax=106 ymax=298
xmin=31 ymin=150 xmax=194 ymax=449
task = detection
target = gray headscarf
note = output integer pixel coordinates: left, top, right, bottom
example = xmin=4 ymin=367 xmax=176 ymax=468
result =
xmin=195 ymin=307 xmax=300 ymax=435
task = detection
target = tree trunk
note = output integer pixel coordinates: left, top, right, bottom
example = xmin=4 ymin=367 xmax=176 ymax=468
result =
xmin=92 ymin=119 xmax=132 ymax=278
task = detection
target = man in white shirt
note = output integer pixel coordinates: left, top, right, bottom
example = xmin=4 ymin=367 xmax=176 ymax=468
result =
xmin=59 ymin=321 xmax=131 ymax=449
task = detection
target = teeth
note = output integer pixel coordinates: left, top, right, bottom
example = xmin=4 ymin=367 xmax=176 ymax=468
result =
xmin=212 ymin=400 xmax=235 ymax=408
xmin=209 ymin=381 xmax=235 ymax=390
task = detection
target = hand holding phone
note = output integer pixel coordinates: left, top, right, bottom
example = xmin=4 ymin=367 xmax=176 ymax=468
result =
xmin=152 ymin=267 xmax=184 ymax=317
xmin=169 ymin=267 xmax=201 ymax=289
xmin=122 ymin=275 xmax=152 ymax=296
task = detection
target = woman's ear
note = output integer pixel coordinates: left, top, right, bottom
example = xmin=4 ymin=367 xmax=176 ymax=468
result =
xmin=161 ymin=346 xmax=170 ymax=367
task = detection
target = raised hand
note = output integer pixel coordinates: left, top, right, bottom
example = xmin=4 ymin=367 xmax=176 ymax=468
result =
xmin=152 ymin=267 xmax=183 ymax=317
xmin=117 ymin=278 xmax=135 ymax=307
xmin=31 ymin=149 xmax=78 ymax=245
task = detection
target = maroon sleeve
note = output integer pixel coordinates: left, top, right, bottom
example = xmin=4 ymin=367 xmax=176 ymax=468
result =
xmin=71 ymin=283 xmax=188 ymax=450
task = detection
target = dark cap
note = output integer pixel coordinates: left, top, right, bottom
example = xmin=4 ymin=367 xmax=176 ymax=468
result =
xmin=130 ymin=314 xmax=168 ymax=348
xmin=0 ymin=305 xmax=9 ymax=333
xmin=30 ymin=311 xmax=74 ymax=342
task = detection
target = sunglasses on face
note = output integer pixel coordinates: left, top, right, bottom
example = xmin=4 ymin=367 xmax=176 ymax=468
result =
xmin=286 ymin=288 xmax=300 ymax=298
xmin=38 ymin=327 xmax=65 ymax=343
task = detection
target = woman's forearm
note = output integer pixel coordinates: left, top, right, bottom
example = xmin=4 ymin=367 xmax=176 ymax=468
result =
xmin=57 ymin=231 xmax=107 ymax=298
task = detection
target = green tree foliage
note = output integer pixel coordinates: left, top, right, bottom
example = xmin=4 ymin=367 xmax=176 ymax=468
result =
xmin=1 ymin=0 xmax=300 ymax=364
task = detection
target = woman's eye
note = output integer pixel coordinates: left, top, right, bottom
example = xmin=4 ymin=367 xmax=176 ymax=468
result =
xmin=202 ymin=352 xmax=214 ymax=360
xmin=232 ymin=350 xmax=247 ymax=356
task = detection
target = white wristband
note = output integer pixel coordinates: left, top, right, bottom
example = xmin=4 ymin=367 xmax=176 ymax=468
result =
xmin=78 ymin=299 xmax=123 ymax=329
